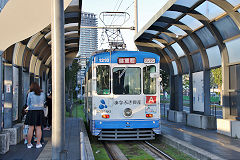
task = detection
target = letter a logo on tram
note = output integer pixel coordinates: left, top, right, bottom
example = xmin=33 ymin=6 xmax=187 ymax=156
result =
xmin=146 ymin=96 xmax=156 ymax=104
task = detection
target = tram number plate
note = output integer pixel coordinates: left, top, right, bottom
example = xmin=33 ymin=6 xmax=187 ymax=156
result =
xmin=144 ymin=58 xmax=155 ymax=64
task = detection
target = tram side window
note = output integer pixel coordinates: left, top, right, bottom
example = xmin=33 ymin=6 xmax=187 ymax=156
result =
xmin=113 ymin=67 xmax=141 ymax=95
xmin=143 ymin=65 xmax=156 ymax=94
xmin=96 ymin=65 xmax=110 ymax=95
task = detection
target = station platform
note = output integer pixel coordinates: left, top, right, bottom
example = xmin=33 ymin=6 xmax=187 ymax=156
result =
xmin=161 ymin=119 xmax=240 ymax=160
xmin=0 ymin=117 xmax=240 ymax=160
xmin=0 ymin=118 xmax=84 ymax=160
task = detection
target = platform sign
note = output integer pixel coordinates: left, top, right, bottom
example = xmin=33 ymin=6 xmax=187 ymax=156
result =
xmin=193 ymin=71 xmax=204 ymax=112
xmin=145 ymin=96 xmax=156 ymax=105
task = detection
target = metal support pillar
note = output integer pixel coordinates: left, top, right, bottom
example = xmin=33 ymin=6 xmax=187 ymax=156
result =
xmin=0 ymin=52 xmax=3 ymax=131
xmin=18 ymin=67 xmax=23 ymax=122
xmin=203 ymin=70 xmax=211 ymax=116
xmin=174 ymin=75 xmax=183 ymax=111
xmin=3 ymin=62 xmax=13 ymax=128
xmin=189 ymin=72 xmax=193 ymax=113
xmin=80 ymin=78 xmax=83 ymax=101
xmin=42 ymin=72 xmax=47 ymax=94
xmin=22 ymin=71 xmax=30 ymax=105
xmin=169 ymin=75 xmax=175 ymax=110
xmin=169 ymin=75 xmax=183 ymax=111
xmin=51 ymin=0 xmax=66 ymax=159
xmin=12 ymin=66 xmax=20 ymax=121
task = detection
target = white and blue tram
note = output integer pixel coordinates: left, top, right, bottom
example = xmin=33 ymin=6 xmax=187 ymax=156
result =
xmin=84 ymin=50 xmax=161 ymax=140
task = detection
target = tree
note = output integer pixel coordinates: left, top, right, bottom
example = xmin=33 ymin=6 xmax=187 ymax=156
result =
xmin=65 ymin=59 xmax=80 ymax=99
xmin=160 ymin=69 xmax=169 ymax=93
xmin=182 ymin=74 xmax=189 ymax=96
xmin=211 ymin=67 xmax=222 ymax=104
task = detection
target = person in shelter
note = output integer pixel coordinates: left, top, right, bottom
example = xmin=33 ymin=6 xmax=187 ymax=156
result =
xmin=24 ymin=82 xmax=45 ymax=149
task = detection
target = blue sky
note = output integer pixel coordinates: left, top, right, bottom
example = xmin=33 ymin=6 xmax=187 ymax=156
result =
xmin=82 ymin=0 xmax=168 ymax=50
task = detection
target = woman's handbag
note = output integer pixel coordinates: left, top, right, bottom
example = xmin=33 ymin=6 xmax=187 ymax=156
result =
xmin=44 ymin=106 xmax=48 ymax=117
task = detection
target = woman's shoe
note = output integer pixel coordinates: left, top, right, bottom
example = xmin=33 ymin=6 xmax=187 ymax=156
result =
xmin=27 ymin=143 xmax=33 ymax=149
xmin=36 ymin=143 xmax=42 ymax=148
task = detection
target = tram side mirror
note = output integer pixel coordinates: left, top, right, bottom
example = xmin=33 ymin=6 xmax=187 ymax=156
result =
xmin=150 ymin=73 xmax=162 ymax=82
xmin=150 ymin=73 xmax=159 ymax=78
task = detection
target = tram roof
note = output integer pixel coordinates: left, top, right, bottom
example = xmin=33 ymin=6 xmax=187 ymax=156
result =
xmin=134 ymin=0 xmax=240 ymax=75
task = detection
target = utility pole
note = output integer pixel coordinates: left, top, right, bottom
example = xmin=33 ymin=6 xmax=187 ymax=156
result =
xmin=135 ymin=0 xmax=138 ymax=51
xmin=135 ymin=0 xmax=138 ymax=34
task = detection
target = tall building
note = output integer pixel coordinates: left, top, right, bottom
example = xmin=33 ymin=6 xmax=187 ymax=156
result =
xmin=77 ymin=12 xmax=98 ymax=87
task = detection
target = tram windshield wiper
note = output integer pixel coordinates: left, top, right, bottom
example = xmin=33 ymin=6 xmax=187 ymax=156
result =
xmin=118 ymin=67 xmax=128 ymax=79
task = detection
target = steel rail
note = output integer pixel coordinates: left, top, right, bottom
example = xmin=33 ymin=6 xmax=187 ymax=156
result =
xmin=143 ymin=141 xmax=175 ymax=160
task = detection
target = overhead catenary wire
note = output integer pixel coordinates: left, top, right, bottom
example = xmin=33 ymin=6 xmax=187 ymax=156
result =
xmin=111 ymin=0 xmax=124 ymax=25
xmin=112 ymin=1 xmax=134 ymax=25
xmin=124 ymin=1 xmax=134 ymax=12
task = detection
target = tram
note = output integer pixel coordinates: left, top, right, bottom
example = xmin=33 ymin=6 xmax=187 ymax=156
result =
xmin=84 ymin=50 xmax=161 ymax=140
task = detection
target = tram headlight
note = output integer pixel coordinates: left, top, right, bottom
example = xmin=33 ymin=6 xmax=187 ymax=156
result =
xmin=102 ymin=114 xmax=110 ymax=119
xmin=123 ymin=108 xmax=132 ymax=117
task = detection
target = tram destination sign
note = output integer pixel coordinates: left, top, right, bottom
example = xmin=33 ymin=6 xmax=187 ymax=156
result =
xmin=118 ymin=57 xmax=136 ymax=64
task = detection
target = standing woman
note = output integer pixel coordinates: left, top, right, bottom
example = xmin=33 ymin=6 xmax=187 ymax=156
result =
xmin=24 ymin=82 xmax=45 ymax=149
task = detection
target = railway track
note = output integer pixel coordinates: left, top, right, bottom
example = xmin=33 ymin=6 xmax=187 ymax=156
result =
xmin=103 ymin=141 xmax=174 ymax=160
xmin=103 ymin=142 xmax=128 ymax=160
xmin=139 ymin=141 xmax=174 ymax=160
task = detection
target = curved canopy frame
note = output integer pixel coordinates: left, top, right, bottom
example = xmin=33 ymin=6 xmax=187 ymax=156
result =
xmin=134 ymin=0 xmax=240 ymax=119
xmin=135 ymin=0 xmax=240 ymax=76
xmin=2 ymin=0 xmax=82 ymax=78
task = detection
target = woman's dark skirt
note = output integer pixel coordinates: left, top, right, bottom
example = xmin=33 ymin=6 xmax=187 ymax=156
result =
xmin=24 ymin=110 xmax=45 ymax=126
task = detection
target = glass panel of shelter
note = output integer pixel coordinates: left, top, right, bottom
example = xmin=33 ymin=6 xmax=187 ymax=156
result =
xmin=152 ymin=39 xmax=165 ymax=48
xmin=191 ymin=52 xmax=203 ymax=72
xmin=180 ymin=56 xmax=189 ymax=74
xmin=195 ymin=27 xmax=216 ymax=48
xmin=144 ymin=30 xmax=159 ymax=35
xmin=179 ymin=15 xmax=203 ymax=30
xmin=168 ymin=25 xmax=187 ymax=37
xmin=152 ymin=21 xmax=169 ymax=28
xmin=225 ymin=37 xmax=240 ymax=64
xmin=159 ymin=33 xmax=174 ymax=43
xmin=206 ymin=45 xmax=221 ymax=68
xmin=175 ymin=0 xmax=200 ymax=8
xmin=171 ymin=42 xmax=185 ymax=57
xmin=164 ymin=48 xmax=174 ymax=59
xmin=226 ymin=0 xmax=240 ymax=7
xmin=172 ymin=61 xmax=178 ymax=75
xmin=182 ymin=36 xmax=199 ymax=53
xmin=213 ymin=16 xmax=240 ymax=40
xmin=195 ymin=1 xmax=225 ymax=21
xmin=162 ymin=11 xmax=183 ymax=19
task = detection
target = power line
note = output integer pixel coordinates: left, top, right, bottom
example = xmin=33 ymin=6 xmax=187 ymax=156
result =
xmin=112 ymin=0 xmax=120 ymax=12
xmin=124 ymin=1 xmax=134 ymax=12
xmin=112 ymin=1 xmax=134 ymax=25
xmin=111 ymin=0 xmax=124 ymax=25
xmin=115 ymin=0 xmax=124 ymax=12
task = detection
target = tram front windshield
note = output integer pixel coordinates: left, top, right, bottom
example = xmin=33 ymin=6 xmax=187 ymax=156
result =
xmin=113 ymin=67 xmax=141 ymax=95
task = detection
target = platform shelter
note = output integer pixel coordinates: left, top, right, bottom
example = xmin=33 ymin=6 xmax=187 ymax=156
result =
xmin=134 ymin=0 xmax=240 ymax=138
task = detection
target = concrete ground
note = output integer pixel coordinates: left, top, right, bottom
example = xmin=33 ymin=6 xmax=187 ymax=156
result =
xmin=0 ymin=118 xmax=83 ymax=160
